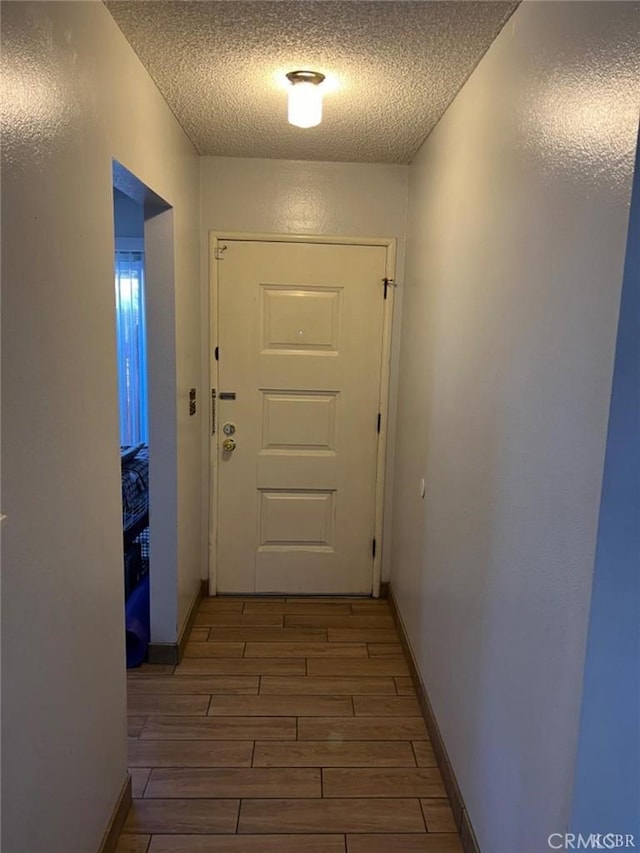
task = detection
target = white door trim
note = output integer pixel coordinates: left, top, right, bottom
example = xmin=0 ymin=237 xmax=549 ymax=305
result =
xmin=207 ymin=231 xmax=396 ymax=598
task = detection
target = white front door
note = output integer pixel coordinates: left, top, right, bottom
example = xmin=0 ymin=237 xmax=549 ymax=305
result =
xmin=212 ymin=238 xmax=391 ymax=594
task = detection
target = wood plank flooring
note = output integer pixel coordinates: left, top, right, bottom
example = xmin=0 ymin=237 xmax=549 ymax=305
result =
xmin=118 ymin=597 xmax=462 ymax=853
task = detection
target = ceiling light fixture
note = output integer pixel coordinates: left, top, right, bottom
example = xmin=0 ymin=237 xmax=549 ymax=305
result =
xmin=286 ymin=70 xmax=326 ymax=128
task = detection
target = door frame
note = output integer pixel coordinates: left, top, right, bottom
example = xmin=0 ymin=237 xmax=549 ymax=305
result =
xmin=207 ymin=231 xmax=397 ymax=598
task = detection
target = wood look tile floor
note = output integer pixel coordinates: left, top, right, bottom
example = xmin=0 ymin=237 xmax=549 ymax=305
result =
xmin=118 ymin=597 xmax=463 ymax=853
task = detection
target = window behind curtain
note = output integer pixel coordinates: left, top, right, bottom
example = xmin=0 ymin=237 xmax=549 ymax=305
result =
xmin=115 ymin=251 xmax=148 ymax=445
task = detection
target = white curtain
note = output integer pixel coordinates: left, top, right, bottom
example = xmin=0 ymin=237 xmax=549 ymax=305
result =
xmin=115 ymin=251 xmax=148 ymax=445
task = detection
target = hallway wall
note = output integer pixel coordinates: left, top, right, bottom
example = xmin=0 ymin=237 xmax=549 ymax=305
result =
xmin=390 ymin=2 xmax=640 ymax=851
xmin=199 ymin=156 xmax=409 ymax=586
xmin=1 ymin=2 xmax=201 ymax=850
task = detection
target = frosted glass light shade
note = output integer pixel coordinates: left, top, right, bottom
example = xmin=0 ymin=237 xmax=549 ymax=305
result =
xmin=286 ymin=71 xmax=325 ymax=128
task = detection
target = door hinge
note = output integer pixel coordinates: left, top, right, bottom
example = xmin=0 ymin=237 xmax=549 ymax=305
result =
xmin=377 ymin=412 xmax=381 ymax=434
xmin=383 ymin=277 xmax=397 ymax=299
xmin=211 ymin=389 xmax=217 ymax=435
xmin=215 ymin=243 xmax=228 ymax=261
xmin=372 ymin=538 xmax=377 ymax=559
xmin=214 ymin=346 xmax=219 ymax=361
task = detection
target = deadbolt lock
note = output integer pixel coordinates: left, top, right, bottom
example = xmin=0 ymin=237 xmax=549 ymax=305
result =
xmin=222 ymin=438 xmax=236 ymax=452
xmin=222 ymin=422 xmax=236 ymax=436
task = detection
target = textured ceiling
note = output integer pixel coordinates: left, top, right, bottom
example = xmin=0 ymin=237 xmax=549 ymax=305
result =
xmin=106 ymin=0 xmax=519 ymax=164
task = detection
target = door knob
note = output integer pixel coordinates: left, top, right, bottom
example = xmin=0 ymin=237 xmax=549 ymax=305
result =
xmin=222 ymin=438 xmax=236 ymax=452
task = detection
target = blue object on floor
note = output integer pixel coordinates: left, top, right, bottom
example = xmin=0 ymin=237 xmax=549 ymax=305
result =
xmin=125 ymin=573 xmax=150 ymax=668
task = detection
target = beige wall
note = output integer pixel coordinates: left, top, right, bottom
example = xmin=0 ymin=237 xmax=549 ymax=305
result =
xmin=391 ymin=2 xmax=640 ymax=851
xmin=199 ymin=156 xmax=409 ymax=583
xmin=1 ymin=1 xmax=201 ymax=849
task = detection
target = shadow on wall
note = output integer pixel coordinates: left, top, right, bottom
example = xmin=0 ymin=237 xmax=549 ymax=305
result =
xmin=570 ymin=124 xmax=640 ymax=840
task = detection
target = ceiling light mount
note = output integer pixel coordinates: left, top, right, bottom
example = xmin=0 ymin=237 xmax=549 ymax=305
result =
xmin=286 ymin=70 xmax=326 ymax=87
xmin=286 ymin=69 xmax=326 ymax=128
